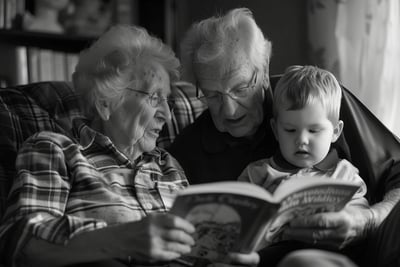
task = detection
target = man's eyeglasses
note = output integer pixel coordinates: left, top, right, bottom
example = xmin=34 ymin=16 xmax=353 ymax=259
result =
xmin=196 ymin=71 xmax=258 ymax=104
xmin=126 ymin=88 xmax=175 ymax=111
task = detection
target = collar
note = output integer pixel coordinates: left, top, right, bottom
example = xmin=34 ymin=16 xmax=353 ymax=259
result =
xmin=201 ymin=86 xmax=273 ymax=153
xmin=273 ymin=148 xmax=340 ymax=172
xmin=72 ymin=118 xmax=164 ymax=166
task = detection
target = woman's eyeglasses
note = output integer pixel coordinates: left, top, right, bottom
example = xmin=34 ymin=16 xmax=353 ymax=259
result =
xmin=126 ymin=88 xmax=175 ymax=111
xmin=196 ymin=71 xmax=258 ymax=104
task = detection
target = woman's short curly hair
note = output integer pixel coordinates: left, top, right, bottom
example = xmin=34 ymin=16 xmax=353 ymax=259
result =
xmin=180 ymin=8 xmax=272 ymax=86
xmin=72 ymin=24 xmax=180 ymax=119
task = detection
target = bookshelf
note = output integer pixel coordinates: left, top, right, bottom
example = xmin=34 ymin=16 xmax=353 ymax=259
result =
xmin=0 ymin=29 xmax=94 ymax=53
xmin=0 ymin=29 xmax=91 ymax=86
xmin=0 ymin=0 xmax=172 ymax=87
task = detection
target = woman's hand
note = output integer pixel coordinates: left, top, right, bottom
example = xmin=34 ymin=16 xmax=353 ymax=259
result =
xmin=282 ymin=205 xmax=373 ymax=249
xmin=119 ymin=213 xmax=195 ymax=263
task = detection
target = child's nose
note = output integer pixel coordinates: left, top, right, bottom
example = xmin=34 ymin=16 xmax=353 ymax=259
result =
xmin=296 ymin=132 xmax=309 ymax=145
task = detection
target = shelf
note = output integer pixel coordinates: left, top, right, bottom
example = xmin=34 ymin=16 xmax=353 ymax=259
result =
xmin=0 ymin=29 xmax=95 ymax=53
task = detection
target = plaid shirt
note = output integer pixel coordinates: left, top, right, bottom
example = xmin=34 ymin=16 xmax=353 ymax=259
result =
xmin=0 ymin=120 xmax=188 ymax=265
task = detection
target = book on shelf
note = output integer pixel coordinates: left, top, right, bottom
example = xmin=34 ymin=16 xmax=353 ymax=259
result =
xmin=0 ymin=43 xmax=28 ymax=85
xmin=38 ymin=48 xmax=53 ymax=82
xmin=52 ymin=51 xmax=67 ymax=81
xmin=170 ymin=177 xmax=360 ymax=263
xmin=27 ymin=46 xmax=39 ymax=82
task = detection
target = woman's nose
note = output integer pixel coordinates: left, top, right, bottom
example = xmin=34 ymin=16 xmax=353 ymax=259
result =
xmin=159 ymin=100 xmax=172 ymax=121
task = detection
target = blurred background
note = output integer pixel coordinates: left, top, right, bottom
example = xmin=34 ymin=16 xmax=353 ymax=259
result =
xmin=1 ymin=0 xmax=399 ymax=136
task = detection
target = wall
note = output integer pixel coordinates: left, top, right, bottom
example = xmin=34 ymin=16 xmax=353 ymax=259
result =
xmin=173 ymin=0 xmax=309 ymax=75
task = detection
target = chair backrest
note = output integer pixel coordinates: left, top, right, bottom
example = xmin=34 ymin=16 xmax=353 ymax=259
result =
xmin=0 ymin=82 xmax=84 ymax=218
xmin=0 ymin=81 xmax=206 ymax=218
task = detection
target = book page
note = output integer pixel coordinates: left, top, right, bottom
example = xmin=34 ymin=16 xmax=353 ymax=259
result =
xmin=171 ymin=183 xmax=279 ymax=262
xmin=265 ymin=177 xmax=359 ymax=243
xmin=176 ymin=181 xmax=276 ymax=203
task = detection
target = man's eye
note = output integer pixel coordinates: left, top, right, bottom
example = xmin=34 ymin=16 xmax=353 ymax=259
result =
xmin=232 ymin=87 xmax=249 ymax=97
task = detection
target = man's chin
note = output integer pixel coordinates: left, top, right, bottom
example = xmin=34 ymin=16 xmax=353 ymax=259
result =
xmin=226 ymin=127 xmax=257 ymax=138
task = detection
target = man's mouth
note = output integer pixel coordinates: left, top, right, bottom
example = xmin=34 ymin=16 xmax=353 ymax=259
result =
xmin=225 ymin=115 xmax=246 ymax=125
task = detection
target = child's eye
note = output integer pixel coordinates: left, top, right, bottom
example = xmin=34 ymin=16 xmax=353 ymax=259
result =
xmin=284 ymin=128 xmax=296 ymax=133
xmin=309 ymin=129 xmax=321 ymax=133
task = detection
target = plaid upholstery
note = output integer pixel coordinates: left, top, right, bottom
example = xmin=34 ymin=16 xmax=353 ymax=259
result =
xmin=0 ymin=82 xmax=85 ymax=218
xmin=157 ymin=81 xmax=207 ymax=148
xmin=0 ymin=81 xmax=206 ymax=219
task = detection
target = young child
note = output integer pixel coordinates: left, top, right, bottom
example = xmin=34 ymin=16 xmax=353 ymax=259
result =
xmin=238 ymin=66 xmax=368 ymax=243
xmin=240 ymin=65 xmax=367 ymax=194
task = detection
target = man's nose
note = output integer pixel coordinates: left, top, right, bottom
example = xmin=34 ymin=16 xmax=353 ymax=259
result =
xmin=221 ymin=94 xmax=238 ymax=116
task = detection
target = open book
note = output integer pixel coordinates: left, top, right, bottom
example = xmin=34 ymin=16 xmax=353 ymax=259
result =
xmin=170 ymin=177 xmax=360 ymax=263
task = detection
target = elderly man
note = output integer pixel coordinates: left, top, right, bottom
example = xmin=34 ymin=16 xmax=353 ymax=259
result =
xmin=169 ymin=8 xmax=400 ymax=267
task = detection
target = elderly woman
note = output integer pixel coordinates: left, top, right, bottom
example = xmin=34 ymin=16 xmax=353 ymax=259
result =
xmin=169 ymin=7 xmax=400 ymax=267
xmin=0 ymin=25 xmax=258 ymax=267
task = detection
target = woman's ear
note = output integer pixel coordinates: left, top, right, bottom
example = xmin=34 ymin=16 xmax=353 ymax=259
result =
xmin=270 ymin=118 xmax=278 ymax=141
xmin=331 ymin=120 xmax=344 ymax=143
xmin=96 ymin=100 xmax=111 ymax=121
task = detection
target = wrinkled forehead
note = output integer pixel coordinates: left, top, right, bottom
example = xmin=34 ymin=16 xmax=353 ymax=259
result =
xmin=194 ymin=48 xmax=253 ymax=87
xmin=131 ymin=62 xmax=171 ymax=94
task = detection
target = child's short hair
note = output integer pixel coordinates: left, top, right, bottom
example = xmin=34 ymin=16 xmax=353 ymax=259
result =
xmin=273 ymin=65 xmax=342 ymax=123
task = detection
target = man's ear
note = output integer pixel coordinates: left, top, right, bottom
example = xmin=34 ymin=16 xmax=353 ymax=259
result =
xmin=270 ymin=118 xmax=278 ymax=141
xmin=96 ymin=100 xmax=111 ymax=121
xmin=332 ymin=120 xmax=344 ymax=143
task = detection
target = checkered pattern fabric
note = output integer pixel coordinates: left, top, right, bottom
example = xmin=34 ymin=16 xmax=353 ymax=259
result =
xmin=158 ymin=81 xmax=207 ymax=148
xmin=0 ymin=81 xmax=206 ymax=219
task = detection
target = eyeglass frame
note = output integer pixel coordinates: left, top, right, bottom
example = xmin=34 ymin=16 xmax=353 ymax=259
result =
xmin=195 ymin=71 xmax=258 ymax=103
xmin=126 ymin=88 xmax=176 ymax=111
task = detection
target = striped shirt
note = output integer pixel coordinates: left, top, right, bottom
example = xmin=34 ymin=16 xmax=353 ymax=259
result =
xmin=0 ymin=121 xmax=188 ymax=265
xmin=239 ymin=149 xmax=368 ymax=199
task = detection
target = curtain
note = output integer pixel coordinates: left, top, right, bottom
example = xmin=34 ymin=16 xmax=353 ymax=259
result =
xmin=308 ymin=0 xmax=400 ymax=137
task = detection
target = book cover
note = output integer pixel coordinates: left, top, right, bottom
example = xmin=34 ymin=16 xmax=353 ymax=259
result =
xmin=170 ymin=178 xmax=360 ymax=262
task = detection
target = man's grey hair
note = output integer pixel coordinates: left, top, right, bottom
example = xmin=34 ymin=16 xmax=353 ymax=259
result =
xmin=180 ymin=8 xmax=272 ymax=87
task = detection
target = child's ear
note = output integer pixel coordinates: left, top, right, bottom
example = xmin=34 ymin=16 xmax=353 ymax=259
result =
xmin=270 ymin=118 xmax=278 ymax=141
xmin=331 ymin=120 xmax=344 ymax=143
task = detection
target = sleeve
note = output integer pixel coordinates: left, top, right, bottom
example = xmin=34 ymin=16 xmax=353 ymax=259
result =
xmin=0 ymin=133 xmax=107 ymax=265
xmin=332 ymin=159 xmax=369 ymax=207
xmin=238 ymin=159 xmax=277 ymax=189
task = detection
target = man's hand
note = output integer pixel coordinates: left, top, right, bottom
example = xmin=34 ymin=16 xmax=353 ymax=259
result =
xmin=282 ymin=205 xmax=373 ymax=249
